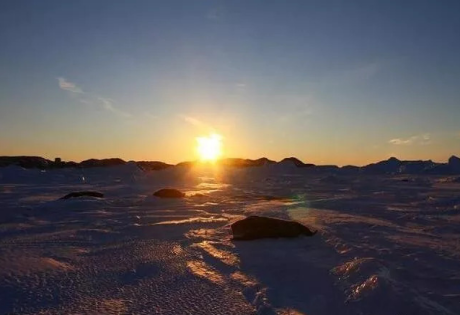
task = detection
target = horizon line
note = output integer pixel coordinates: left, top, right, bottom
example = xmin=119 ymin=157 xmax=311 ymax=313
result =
xmin=1 ymin=154 xmax=458 ymax=168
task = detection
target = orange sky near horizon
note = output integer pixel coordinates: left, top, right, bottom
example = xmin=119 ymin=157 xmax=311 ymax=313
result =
xmin=2 ymin=126 xmax=456 ymax=167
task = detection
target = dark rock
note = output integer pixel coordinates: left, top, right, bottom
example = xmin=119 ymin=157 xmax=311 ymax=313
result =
xmin=231 ymin=215 xmax=317 ymax=240
xmin=153 ymin=188 xmax=185 ymax=198
xmin=60 ymin=191 xmax=104 ymax=200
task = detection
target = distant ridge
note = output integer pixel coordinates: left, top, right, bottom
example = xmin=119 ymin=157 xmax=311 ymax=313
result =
xmin=221 ymin=157 xmax=276 ymax=167
xmin=279 ymin=157 xmax=315 ymax=168
xmin=80 ymin=158 xmax=126 ymax=168
xmin=0 ymin=155 xmax=459 ymax=175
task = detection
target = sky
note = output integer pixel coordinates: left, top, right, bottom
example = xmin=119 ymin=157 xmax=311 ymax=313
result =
xmin=1 ymin=0 xmax=459 ymax=166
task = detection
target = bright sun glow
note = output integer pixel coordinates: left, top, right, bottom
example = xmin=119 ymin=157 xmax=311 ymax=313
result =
xmin=196 ymin=133 xmax=223 ymax=162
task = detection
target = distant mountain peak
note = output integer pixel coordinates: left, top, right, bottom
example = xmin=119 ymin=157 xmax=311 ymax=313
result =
xmin=280 ymin=157 xmax=303 ymax=164
xmin=279 ymin=157 xmax=315 ymax=168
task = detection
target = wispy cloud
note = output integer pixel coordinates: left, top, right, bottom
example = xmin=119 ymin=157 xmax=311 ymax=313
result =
xmin=181 ymin=115 xmax=215 ymax=132
xmin=58 ymin=77 xmax=130 ymax=118
xmin=389 ymin=138 xmax=413 ymax=145
xmin=388 ymin=134 xmax=432 ymax=146
xmin=182 ymin=115 xmax=206 ymax=127
xmin=58 ymin=77 xmax=83 ymax=93
xmin=97 ymin=97 xmax=131 ymax=118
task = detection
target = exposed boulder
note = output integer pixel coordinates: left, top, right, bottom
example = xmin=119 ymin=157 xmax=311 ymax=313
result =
xmin=60 ymin=191 xmax=104 ymax=200
xmin=231 ymin=215 xmax=317 ymax=240
xmin=153 ymin=188 xmax=185 ymax=198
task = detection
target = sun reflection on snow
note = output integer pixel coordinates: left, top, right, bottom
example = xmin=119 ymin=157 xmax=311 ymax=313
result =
xmin=192 ymin=241 xmax=239 ymax=266
xmin=152 ymin=216 xmax=228 ymax=225
xmin=349 ymin=275 xmax=379 ymax=300
xmin=186 ymin=260 xmax=224 ymax=284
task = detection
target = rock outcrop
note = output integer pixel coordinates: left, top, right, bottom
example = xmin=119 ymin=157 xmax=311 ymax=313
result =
xmin=153 ymin=188 xmax=185 ymax=198
xmin=60 ymin=191 xmax=104 ymax=200
xmin=231 ymin=215 xmax=317 ymax=240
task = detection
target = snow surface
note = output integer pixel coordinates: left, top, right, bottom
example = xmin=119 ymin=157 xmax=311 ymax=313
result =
xmin=1 ymin=164 xmax=460 ymax=314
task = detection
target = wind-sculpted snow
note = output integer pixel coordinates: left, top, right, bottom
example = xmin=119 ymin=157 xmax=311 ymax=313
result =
xmin=1 ymin=165 xmax=460 ymax=314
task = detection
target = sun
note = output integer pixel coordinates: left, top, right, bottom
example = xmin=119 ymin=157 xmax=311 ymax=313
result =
xmin=196 ymin=133 xmax=223 ymax=162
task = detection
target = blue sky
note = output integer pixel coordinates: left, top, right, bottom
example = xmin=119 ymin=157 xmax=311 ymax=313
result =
xmin=1 ymin=0 xmax=459 ymax=165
